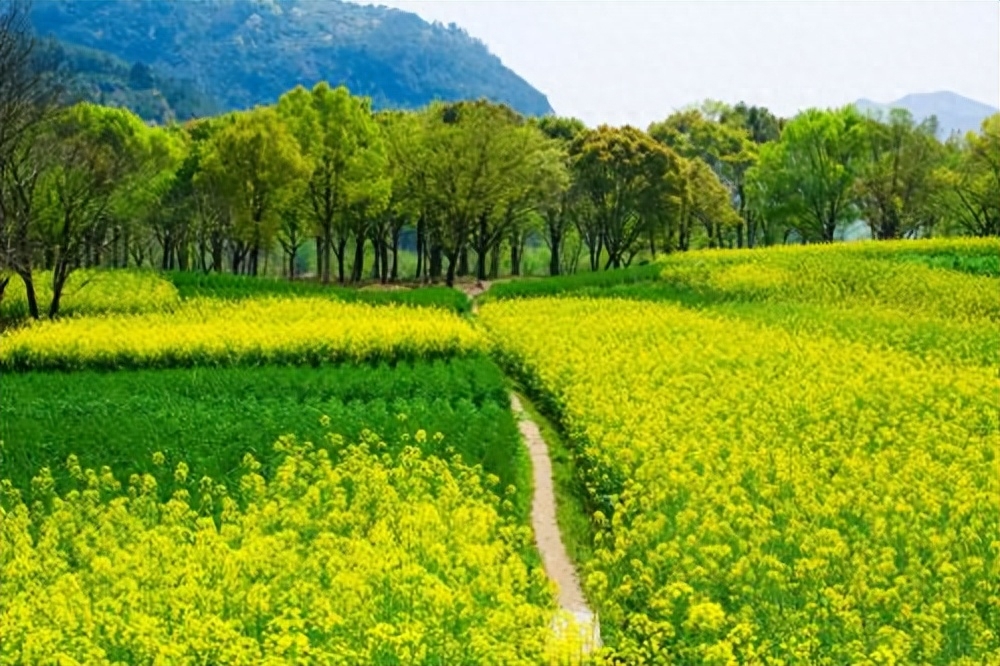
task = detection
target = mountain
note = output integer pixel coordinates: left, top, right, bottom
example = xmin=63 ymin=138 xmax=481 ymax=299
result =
xmin=40 ymin=40 xmax=221 ymax=124
xmin=854 ymin=91 xmax=998 ymax=138
xmin=29 ymin=0 xmax=554 ymax=120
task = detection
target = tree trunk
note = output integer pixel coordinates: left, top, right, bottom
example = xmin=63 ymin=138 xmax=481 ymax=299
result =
xmin=549 ymin=231 xmax=561 ymax=276
xmin=211 ymin=237 xmax=223 ymax=273
xmin=161 ymin=235 xmax=172 ymax=270
xmin=457 ymin=246 xmax=469 ymax=278
xmin=322 ymin=229 xmax=333 ymax=284
xmin=429 ymin=244 xmax=443 ymax=281
xmin=476 ymin=247 xmax=488 ymax=281
xmin=371 ymin=238 xmax=381 ymax=280
xmin=15 ymin=269 xmax=39 ymax=320
xmin=489 ymin=244 xmax=500 ymax=279
xmin=390 ymin=230 xmax=400 ymax=282
xmin=49 ymin=263 xmax=70 ymax=319
xmin=351 ymin=234 xmax=365 ymax=283
xmin=415 ymin=215 xmax=424 ymax=280
xmin=445 ymin=250 xmax=458 ymax=287
xmin=380 ymin=238 xmax=390 ymax=284
xmin=510 ymin=242 xmax=521 ymax=276
xmin=335 ymin=238 xmax=347 ymax=284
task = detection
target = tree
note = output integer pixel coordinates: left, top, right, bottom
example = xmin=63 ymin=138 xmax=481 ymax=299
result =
xmin=854 ymin=108 xmax=943 ymax=239
xmin=421 ymin=100 xmax=540 ymax=286
xmin=197 ymin=106 xmax=308 ymax=276
xmin=649 ymin=107 xmax=757 ymax=247
xmin=932 ymin=114 xmax=999 ymax=238
xmin=187 ymin=115 xmax=237 ymax=273
xmin=33 ymin=103 xmax=178 ymax=317
xmin=682 ymin=157 xmax=741 ymax=249
xmin=278 ymin=83 xmax=386 ymax=283
xmin=536 ymin=115 xmax=586 ymax=275
xmin=747 ymin=107 xmax=867 ymax=243
xmin=721 ymin=102 xmax=783 ymax=144
xmin=571 ymin=125 xmax=682 ymax=269
xmin=0 ymin=0 xmax=63 ymax=318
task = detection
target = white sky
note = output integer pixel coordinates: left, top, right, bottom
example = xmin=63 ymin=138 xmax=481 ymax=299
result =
xmin=356 ymin=0 xmax=1000 ymax=127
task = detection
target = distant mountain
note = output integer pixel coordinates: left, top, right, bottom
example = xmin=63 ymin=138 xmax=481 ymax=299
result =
xmin=854 ymin=91 xmax=998 ymax=138
xmin=40 ymin=40 xmax=220 ymax=124
xmin=29 ymin=0 xmax=554 ymax=120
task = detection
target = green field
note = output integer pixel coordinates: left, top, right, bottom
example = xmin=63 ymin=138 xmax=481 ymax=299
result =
xmin=0 ymin=358 xmax=532 ymax=518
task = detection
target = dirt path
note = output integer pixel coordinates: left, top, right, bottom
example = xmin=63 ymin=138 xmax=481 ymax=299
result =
xmin=456 ymin=280 xmax=489 ymax=314
xmin=460 ymin=282 xmax=600 ymax=652
xmin=510 ymin=394 xmax=601 ymax=652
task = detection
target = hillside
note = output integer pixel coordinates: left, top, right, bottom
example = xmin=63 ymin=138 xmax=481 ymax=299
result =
xmin=40 ymin=40 xmax=220 ymax=124
xmin=29 ymin=0 xmax=554 ymax=118
xmin=854 ymin=91 xmax=998 ymax=138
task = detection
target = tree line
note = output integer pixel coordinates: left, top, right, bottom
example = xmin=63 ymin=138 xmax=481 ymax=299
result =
xmin=2 ymin=0 xmax=998 ymax=319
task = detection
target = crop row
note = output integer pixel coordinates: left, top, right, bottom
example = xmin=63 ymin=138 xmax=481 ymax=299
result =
xmin=0 ymin=298 xmax=483 ymax=371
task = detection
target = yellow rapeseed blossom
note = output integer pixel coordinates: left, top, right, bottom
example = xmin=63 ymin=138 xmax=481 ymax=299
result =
xmin=481 ymin=297 xmax=999 ymax=665
xmin=0 ymin=297 xmax=485 ymax=371
xmin=0 ymin=435 xmax=584 ymax=665
xmin=658 ymin=238 xmax=1000 ymax=322
xmin=0 ymin=269 xmax=179 ymax=321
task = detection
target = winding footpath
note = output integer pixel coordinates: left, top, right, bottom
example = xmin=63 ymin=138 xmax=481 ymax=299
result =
xmin=461 ymin=281 xmax=601 ymax=654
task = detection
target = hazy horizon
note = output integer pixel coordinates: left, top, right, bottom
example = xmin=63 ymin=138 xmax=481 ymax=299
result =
xmin=359 ymin=0 xmax=1000 ymax=126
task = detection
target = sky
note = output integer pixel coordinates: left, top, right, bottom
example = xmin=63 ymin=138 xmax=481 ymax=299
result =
xmin=357 ymin=0 xmax=1000 ymax=127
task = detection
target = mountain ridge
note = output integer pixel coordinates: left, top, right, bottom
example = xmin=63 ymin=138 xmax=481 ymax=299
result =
xmin=853 ymin=90 xmax=997 ymax=138
xmin=29 ymin=0 xmax=554 ymax=119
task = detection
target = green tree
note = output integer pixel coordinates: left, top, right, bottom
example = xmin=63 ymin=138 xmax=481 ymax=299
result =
xmin=571 ymin=125 xmax=682 ymax=269
xmin=933 ymin=114 xmax=1000 ymax=237
xmin=277 ymin=83 xmax=386 ymax=284
xmin=649 ymin=107 xmax=757 ymax=247
xmin=535 ymin=115 xmax=586 ymax=275
xmin=747 ymin=107 xmax=867 ymax=243
xmin=421 ymin=100 xmax=539 ymax=286
xmin=854 ymin=108 xmax=943 ymax=239
xmin=197 ymin=107 xmax=308 ymax=276
xmin=721 ymin=102 xmax=784 ymax=144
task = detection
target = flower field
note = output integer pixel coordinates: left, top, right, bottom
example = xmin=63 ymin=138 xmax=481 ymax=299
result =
xmin=2 ymin=238 xmax=997 ymax=664
xmin=0 ymin=290 xmax=589 ymax=664
xmin=0 ymin=297 xmax=483 ymax=371
xmin=1 ymin=436 xmax=565 ymax=665
xmin=0 ymin=270 xmax=180 ymax=322
xmin=480 ymin=293 xmax=999 ymax=664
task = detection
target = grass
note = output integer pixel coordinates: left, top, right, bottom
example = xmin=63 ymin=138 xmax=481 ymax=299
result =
xmin=482 ymin=263 xmax=663 ymax=302
xmin=0 ymin=357 xmax=533 ymax=521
